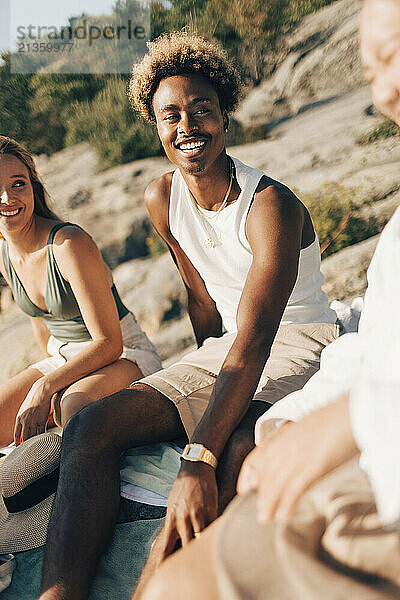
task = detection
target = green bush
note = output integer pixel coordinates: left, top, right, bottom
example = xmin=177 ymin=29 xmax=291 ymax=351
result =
xmin=169 ymin=0 xmax=339 ymax=83
xmin=225 ymin=119 xmax=269 ymax=147
xmin=1 ymin=0 xmax=341 ymax=162
xmin=284 ymin=0 xmax=337 ymax=24
xmin=29 ymin=74 xmax=106 ymax=155
xmin=358 ymin=118 xmax=400 ymax=144
xmin=145 ymin=228 xmax=168 ymax=258
xmin=0 ymin=55 xmax=34 ymax=148
xmin=0 ymin=54 xmax=108 ymax=155
xmin=302 ymin=183 xmax=380 ymax=257
xmin=65 ymin=77 xmax=161 ymax=167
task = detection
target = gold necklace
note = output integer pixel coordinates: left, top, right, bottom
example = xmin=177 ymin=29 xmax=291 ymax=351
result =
xmin=191 ymin=158 xmax=234 ymax=248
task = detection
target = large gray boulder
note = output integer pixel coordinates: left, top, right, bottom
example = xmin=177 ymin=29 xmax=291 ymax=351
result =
xmin=235 ymin=0 xmax=363 ymax=127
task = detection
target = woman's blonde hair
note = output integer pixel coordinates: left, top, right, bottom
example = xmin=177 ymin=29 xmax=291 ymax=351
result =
xmin=0 ymin=136 xmax=59 ymax=238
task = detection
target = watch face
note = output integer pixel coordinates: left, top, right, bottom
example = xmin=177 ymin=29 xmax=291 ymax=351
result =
xmin=186 ymin=446 xmax=203 ymax=459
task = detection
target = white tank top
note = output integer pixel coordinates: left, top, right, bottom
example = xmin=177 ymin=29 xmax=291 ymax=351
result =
xmin=169 ymin=156 xmax=336 ymax=333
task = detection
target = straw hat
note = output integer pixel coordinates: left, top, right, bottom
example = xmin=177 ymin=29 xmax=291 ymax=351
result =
xmin=0 ymin=430 xmax=62 ymax=553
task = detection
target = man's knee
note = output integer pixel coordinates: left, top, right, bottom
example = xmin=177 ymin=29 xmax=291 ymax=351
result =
xmin=221 ymin=403 xmax=267 ymax=465
xmin=62 ymin=386 xmax=151 ymax=453
xmin=224 ymin=401 xmax=270 ymax=463
xmin=223 ymin=423 xmax=255 ymax=466
xmin=62 ymin=392 xmax=121 ymax=452
xmin=62 ymin=402 xmax=97 ymax=449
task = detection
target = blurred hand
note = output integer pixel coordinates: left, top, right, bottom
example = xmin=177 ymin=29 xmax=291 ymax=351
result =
xmin=237 ymin=396 xmax=358 ymax=523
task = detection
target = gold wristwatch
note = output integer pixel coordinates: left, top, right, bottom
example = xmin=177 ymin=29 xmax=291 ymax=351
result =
xmin=181 ymin=443 xmax=218 ymax=469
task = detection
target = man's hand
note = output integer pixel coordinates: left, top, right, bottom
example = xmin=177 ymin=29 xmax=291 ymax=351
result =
xmin=160 ymin=461 xmax=218 ymax=560
xmin=14 ymin=377 xmax=54 ymax=445
xmin=237 ymin=396 xmax=358 ymax=523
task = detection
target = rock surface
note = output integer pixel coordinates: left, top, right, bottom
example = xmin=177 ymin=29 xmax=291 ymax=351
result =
xmin=1 ymin=0 xmax=400 ymax=384
xmin=35 ymin=147 xmax=172 ymax=269
xmin=235 ymin=0 xmax=363 ymax=127
xmin=321 ymin=235 xmax=379 ymax=304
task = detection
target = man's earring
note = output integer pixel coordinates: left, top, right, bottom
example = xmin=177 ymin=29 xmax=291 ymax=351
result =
xmin=224 ymin=125 xmax=229 ymax=133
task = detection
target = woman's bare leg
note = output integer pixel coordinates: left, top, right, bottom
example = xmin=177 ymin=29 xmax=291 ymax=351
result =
xmin=53 ymin=358 xmax=143 ymax=427
xmin=0 ymin=367 xmax=45 ymax=446
xmin=140 ymin=518 xmax=223 ymax=600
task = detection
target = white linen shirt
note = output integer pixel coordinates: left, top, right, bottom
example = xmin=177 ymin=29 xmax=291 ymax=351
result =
xmin=256 ymin=206 xmax=400 ymax=527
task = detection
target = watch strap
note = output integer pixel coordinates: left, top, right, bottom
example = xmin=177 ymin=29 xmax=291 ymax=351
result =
xmin=181 ymin=443 xmax=218 ymax=469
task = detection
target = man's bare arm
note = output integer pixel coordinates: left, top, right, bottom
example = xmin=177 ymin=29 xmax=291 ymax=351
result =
xmin=158 ymin=183 xmax=306 ymax=555
xmin=191 ymin=183 xmax=304 ymax=456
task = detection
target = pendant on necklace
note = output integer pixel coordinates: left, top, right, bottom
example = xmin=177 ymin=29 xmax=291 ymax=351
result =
xmin=205 ymin=237 xmax=215 ymax=248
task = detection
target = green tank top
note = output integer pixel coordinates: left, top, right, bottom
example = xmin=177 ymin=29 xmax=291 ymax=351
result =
xmin=0 ymin=222 xmax=129 ymax=343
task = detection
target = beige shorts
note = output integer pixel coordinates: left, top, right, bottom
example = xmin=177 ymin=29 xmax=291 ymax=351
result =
xmin=29 ymin=312 xmax=162 ymax=378
xmin=214 ymin=460 xmax=400 ymax=599
xmin=134 ymin=322 xmax=339 ymax=438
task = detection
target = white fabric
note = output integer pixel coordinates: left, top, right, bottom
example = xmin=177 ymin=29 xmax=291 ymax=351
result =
xmin=29 ymin=311 xmax=162 ymax=378
xmin=120 ymin=483 xmax=168 ymax=507
xmin=169 ymin=156 xmax=336 ymax=333
xmin=0 ymin=554 xmax=15 ymax=593
xmin=0 ymin=444 xmax=14 ymax=457
xmin=256 ymin=207 xmax=400 ymax=527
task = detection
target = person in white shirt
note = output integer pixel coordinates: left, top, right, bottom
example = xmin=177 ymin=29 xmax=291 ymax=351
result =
xmin=140 ymin=1 xmax=400 ymax=598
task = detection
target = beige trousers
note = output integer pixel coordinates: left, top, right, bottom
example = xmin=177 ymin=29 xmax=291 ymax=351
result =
xmin=214 ymin=460 xmax=400 ymax=599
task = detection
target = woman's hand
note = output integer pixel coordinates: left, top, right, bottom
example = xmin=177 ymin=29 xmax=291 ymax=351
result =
xmin=14 ymin=377 xmax=54 ymax=445
xmin=237 ymin=396 xmax=358 ymax=523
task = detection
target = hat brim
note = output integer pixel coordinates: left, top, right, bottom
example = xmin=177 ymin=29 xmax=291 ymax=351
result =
xmin=0 ymin=492 xmax=54 ymax=553
xmin=0 ymin=429 xmax=62 ymax=553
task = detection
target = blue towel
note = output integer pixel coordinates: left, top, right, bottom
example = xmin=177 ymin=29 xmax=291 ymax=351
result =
xmin=2 ymin=518 xmax=164 ymax=600
xmin=120 ymin=442 xmax=181 ymax=499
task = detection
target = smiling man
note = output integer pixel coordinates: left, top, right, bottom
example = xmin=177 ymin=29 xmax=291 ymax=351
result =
xmin=39 ymin=32 xmax=339 ymax=600
xmin=139 ymin=7 xmax=400 ymax=600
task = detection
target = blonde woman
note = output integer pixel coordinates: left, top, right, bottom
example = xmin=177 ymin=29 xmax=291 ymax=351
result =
xmin=0 ymin=136 xmax=161 ymax=447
